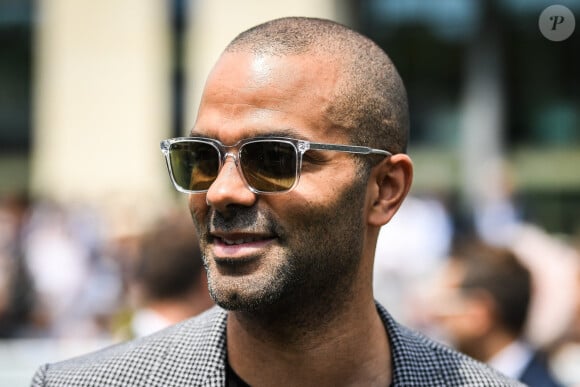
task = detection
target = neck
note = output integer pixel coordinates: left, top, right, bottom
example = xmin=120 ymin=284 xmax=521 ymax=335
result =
xmin=227 ymin=294 xmax=392 ymax=386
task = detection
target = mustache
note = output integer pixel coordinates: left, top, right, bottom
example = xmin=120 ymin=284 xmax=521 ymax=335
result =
xmin=208 ymin=205 xmax=280 ymax=235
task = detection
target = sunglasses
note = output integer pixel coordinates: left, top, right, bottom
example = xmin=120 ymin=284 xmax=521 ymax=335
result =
xmin=160 ymin=136 xmax=392 ymax=194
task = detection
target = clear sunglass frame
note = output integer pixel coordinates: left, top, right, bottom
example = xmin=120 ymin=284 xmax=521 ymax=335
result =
xmin=160 ymin=136 xmax=392 ymax=194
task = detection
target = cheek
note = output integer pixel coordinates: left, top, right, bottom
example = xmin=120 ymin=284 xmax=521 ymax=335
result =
xmin=188 ymin=195 xmax=209 ymax=226
xmin=285 ymin=163 xmax=361 ymax=212
xmin=275 ymin=176 xmax=366 ymax=241
xmin=301 ymin=170 xmax=355 ymax=196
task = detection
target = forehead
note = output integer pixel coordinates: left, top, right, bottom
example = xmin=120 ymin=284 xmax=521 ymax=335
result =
xmin=193 ymin=51 xmax=347 ymax=144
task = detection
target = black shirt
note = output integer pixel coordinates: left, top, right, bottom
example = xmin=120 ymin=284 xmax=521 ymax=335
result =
xmin=226 ymin=359 xmax=251 ymax=387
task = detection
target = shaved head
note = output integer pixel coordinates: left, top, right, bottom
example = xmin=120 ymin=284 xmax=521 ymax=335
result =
xmin=225 ymin=17 xmax=409 ymax=160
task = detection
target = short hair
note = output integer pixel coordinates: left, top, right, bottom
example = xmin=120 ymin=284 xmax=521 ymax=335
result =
xmin=136 ymin=216 xmax=205 ymax=301
xmin=225 ymin=17 xmax=409 ymax=166
xmin=452 ymin=241 xmax=532 ymax=336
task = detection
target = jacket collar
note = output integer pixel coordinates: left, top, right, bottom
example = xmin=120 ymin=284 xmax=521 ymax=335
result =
xmin=376 ymin=302 xmax=444 ymax=385
xmin=163 ymin=303 xmax=445 ymax=386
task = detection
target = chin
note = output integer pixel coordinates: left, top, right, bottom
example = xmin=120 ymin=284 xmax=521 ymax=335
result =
xmin=208 ymin=279 xmax=281 ymax=312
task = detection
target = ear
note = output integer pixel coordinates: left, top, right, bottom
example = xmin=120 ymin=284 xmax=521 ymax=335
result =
xmin=367 ymin=153 xmax=413 ymax=227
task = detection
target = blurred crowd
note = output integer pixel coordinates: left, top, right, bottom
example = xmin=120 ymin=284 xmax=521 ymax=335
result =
xmin=1 ymin=189 xmax=580 ymax=385
xmin=374 ymin=192 xmax=580 ymax=386
xmin=0 ymin=193 xmax=212 ymax=341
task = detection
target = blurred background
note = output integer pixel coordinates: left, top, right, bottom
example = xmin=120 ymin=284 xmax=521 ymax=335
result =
xmin=0 ymin=0 xmax=579 ymax=385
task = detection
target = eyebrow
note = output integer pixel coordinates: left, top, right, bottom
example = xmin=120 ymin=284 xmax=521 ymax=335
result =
xmin=189 ymin=128 xmax=311 ymax=142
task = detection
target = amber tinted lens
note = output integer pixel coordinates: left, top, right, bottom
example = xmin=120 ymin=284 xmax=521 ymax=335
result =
xmin=169 ymin=141 xmax=220 ymax=191
xmin=240 ymin=141 xmax=297 ymax=192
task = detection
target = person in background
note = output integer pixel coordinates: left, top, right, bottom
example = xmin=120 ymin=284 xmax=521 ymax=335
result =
xmin=119 ymin=212 xmax=213 ymax=338
xmin=429 ymin=240 xmax=563 ymax=387
xmin=549 ymin=240 xmax=580 ymax=387
xmin=0 ymin=193 xmax=35 ymax=337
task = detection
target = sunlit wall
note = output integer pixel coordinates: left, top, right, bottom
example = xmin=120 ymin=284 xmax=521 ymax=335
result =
xmin=31 ymin=0 xmax=172 ymax=226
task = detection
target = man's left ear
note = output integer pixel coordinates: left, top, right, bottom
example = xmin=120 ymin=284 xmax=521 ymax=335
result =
xmin=367 ymin=154 xmax=413 ymax=227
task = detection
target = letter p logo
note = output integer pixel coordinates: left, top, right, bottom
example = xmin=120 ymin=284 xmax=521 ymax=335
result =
xmin=550 ymin=15 xmax=566 ymax=30
xmin=539 ymin=5 xmax=576 ymax=41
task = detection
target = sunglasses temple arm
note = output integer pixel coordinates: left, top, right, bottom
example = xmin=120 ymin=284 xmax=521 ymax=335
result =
xmin=306 ymin=142 xmax=391 ymax=156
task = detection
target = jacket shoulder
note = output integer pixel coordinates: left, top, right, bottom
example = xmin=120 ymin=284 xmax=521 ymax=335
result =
xmin=31 ymin=306 xmax=227 ymax=387
xmin=376 ymin=303 xmax=525 ymax=387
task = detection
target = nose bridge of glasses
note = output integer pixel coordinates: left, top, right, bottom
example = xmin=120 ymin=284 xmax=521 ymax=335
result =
xmin=221 ymin=151 xmax=239 ymax=165
xmin=217 ymin=143 xmax=242 ymax=178
xmin=211 ymin=147 xmax=253 ymax=196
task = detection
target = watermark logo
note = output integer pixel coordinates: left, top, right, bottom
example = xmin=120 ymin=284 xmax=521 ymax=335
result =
xmin=539 ymin=5 xmax=576 ymax=41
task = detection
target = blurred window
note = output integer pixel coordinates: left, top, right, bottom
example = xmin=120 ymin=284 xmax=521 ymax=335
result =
xmin=357 ymin=0 xmax=580 ymax=148
xmin=0 ymin=0 xmax=33 ymax=152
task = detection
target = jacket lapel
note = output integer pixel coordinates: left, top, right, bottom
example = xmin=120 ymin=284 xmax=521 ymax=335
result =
xmin=377 ymin=303 xmax=445 ymax=385
xmin=149 ymin=307 xmax=228 ymax=386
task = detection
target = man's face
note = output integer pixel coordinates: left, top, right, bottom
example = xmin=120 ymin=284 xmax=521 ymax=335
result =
xmin=188 ymin=51 xmax=370 ymax=314
xmin=428 ymin=261 xmax=488 ymax=356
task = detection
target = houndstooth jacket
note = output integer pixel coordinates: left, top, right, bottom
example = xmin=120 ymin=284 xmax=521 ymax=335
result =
xmin=31 ymin=303 xmax=524 ymax=386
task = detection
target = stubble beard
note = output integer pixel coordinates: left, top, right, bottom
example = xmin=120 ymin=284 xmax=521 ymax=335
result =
xmin=191 ymin=178 xmax=368 ymax=329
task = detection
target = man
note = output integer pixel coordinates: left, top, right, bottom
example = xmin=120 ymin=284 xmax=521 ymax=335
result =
xmin=429 ymin=241 xmax=563 ymax=387
xmin=32 ymin=17 xmax=521 ymax=386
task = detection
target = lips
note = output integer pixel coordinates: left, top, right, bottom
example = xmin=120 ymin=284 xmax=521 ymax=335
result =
xmin=210 ymin=231 xmax=276 ymax=259
xmin=221 ymin=236 xmax=270 ymax=246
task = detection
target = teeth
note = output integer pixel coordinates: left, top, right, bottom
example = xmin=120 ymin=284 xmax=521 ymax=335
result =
xmin=222 ymin=237 xmax=264 ymax=245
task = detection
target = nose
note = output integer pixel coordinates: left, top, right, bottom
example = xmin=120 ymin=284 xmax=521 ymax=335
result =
xmin=205 ymin=156 xmax=257 ymax=214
